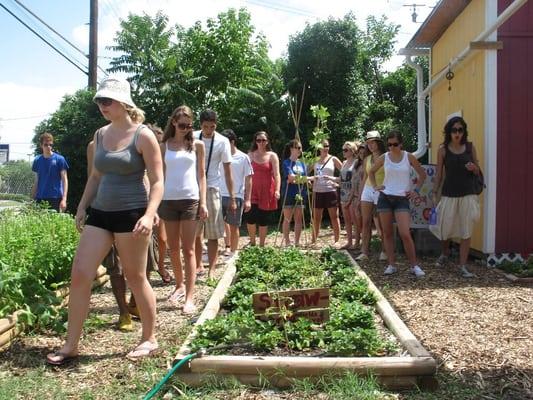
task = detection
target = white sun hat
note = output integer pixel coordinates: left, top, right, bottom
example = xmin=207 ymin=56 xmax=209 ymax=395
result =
xmin=93 ymin=77 xmax=136 ymax=108
xmin=365 ymin=130 xmax=382 ymax=142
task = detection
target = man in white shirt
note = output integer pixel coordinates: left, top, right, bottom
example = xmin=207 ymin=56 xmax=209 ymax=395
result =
xmin=220 ymin=129 xmax=253 ymax=259
xmin=193 ymin=110 xmax=236 ymax=278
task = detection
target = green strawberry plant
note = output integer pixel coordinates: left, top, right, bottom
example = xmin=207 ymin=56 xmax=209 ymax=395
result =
xmin=190 ymin=246 xmax=393 ymax=356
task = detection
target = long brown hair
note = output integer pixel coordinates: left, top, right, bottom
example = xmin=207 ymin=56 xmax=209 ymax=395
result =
xmin=163 ymin=105 xmax=194 ymax=151
xmin=250 ymin=131 xmax=272 ymax=152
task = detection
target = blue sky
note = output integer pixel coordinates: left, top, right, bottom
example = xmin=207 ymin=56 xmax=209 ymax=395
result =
xmin=0 ymin=0 xmax=434 ymax=161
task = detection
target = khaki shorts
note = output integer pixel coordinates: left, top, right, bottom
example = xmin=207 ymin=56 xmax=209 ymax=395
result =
xmin=197 ymin=187 xmax=225 ymax=240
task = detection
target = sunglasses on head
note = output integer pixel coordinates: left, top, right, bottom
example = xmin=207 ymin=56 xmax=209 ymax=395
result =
xmin=256 ymin=138 xmax=268 ymax=143
xmin=176 ymin=122 xmax=192 ymax=130
xmin=387 ymin=142 xmax=400 ymax=147
xmin=451 ymin=127 xmax=464 ymax=134
xmin=95 ymin=97 xmax=113 ymax=106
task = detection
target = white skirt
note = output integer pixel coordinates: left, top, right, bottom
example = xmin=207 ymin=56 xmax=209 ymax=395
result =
xmin=429 ymin=195 xmax=480 ymax=240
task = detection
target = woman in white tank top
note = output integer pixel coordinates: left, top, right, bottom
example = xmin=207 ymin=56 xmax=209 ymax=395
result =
xmin=369 ymin=131 xmax=427 ymax=278
xmin=159 ymin=106 xmax=207 ymax=315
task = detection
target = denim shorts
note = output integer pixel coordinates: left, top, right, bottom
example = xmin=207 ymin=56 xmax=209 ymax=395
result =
xmin=376 ymin=193 xmax=410 ymax=213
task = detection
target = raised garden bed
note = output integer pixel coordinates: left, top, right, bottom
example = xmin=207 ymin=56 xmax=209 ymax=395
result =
xmin=174 ymin=247 xmax=437 ymax=389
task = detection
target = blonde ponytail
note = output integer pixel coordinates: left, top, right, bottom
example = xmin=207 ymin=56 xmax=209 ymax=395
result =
xmin=124 ymin=104 xmax=145 ymax=124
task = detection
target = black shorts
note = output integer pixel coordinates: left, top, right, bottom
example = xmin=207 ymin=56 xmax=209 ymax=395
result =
xmin=86 ymin=207 xmax=146 ymax=233
xmin=244 ymin=204 xmax=273 ymax=227
xmin=313 ymin=191 xmax=338 ymax=209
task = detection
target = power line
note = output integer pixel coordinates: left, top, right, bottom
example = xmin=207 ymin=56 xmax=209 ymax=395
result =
xmin=0 ymin=2 xmax=88 ymax=75
xmin=104 ymin=0 xmax=121 ymax=21
xmin=0 ymin=114 xmax=50 ymax=121
xmin=245 ymin=0 xmax=318 ymax=18
xmin=10 ymin=0 xmax=108 ymax=76
xmin=13 ymin=0 xmax=87 ymax=58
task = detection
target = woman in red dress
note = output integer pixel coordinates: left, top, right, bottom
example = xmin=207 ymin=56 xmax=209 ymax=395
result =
xmin=245 ymin=131 xmax=281 ymax=246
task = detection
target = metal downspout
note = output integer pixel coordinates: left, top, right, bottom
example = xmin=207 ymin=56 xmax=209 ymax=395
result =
xmin=405 ymin=56 xmax=427 ymax=159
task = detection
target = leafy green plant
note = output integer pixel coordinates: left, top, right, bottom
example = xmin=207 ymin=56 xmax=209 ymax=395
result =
xmin=0 ymin=205 xmax=79 ymax=331
xmin=191 ymin=246 xmax=388 ymax=357
xmin=498 ymin=260 xmax=533 ymax=278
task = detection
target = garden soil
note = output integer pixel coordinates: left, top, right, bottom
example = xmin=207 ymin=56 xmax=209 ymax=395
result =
xmin=0 ymin=228 xmax=531 ymax=399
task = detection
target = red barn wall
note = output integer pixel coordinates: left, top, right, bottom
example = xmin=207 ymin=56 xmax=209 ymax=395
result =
xmin=496 ymin=0 xmax=533 ymax=254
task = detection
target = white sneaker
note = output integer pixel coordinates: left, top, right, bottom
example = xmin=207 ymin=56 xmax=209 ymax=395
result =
xmin=411 ymin=265 xmax=426 ymax=278
xmin=222 ymin=247 xmax=232 ymax=256
xmin=379 ymin=251 xmax=388 ymax=261
xmin=356 ymin=253 xmax=369 ymax=261
xmin=435 ymin=254 xmax=448 ymax=267
xmin=460 ymin=265 xmax=474 ymax=278
xmin=384 ymin=265 xmax=397 ymax=275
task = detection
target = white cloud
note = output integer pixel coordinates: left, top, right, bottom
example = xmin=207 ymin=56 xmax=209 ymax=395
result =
xmin=0 ymin=83 xmax=76 ymax=160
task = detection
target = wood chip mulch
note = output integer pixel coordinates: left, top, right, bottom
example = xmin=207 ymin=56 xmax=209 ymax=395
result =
xmin=1 ymin=228 xmax=532 ymax=400
xmin=342 ymin=244 xmax=533 ymax=399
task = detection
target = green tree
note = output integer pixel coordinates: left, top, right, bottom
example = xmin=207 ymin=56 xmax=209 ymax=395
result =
xmin=283 ymin=14 xmax=400 ymax=151
xmin=107 ymin=11 xmax=194 ymax=126
xmin=107 ymin=8 xmax=291 ymax=151
xmin=33 ymin=90 xmax=106 ymax=212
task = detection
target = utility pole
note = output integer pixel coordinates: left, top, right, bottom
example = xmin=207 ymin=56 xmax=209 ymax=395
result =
xmin=88 ymin=0 xmax=98 ymax=89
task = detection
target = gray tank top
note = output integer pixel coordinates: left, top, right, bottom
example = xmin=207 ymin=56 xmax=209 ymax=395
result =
xmin=91 ymin=125 xmax=148 ymax=211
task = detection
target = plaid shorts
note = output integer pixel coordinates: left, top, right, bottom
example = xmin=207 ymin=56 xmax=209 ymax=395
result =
xmin=198 ymin=187 xmax=225 ymax=240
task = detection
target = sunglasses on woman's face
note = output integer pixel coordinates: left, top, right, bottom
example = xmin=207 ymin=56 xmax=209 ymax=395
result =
xmin=176 ymin=122 xmax=192 ymax=130
xmin=256 ymin=138 xmax=268 ymax=143
xmin=387 ymin=142 xmax=400 ymax=147
xmin=451 ymin=127 xmax=464 ymax=134
xmin=95 ymin=97 xmax=113 ymax=107
xmin=342 ymin=148 xmax=350 ymax=152
xmin=293 ymin=146 xmax=302 ymax=150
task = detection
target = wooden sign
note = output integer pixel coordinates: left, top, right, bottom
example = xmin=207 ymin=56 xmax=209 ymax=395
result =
xmin=252 ymin=287 xmax=330 ymax=324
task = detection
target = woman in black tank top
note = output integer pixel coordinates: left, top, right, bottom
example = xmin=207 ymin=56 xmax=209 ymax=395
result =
xmin=430 ymin=116 xmax=481 ymax=278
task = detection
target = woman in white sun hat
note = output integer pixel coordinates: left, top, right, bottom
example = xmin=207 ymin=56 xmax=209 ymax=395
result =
xmin=46 ymin=77 xmax=164 ymax=365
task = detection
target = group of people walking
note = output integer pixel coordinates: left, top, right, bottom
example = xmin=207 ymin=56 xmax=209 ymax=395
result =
xmin=45 ymin=77 xmax=482 ymax=365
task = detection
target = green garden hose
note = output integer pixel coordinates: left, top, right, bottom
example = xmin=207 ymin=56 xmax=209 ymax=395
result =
xmin=142 ymin=351 xmax=198 ymax=400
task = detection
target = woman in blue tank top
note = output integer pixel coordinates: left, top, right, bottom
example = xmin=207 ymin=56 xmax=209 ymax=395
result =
xmin=46 ymin=78 xmax=164 ymax=365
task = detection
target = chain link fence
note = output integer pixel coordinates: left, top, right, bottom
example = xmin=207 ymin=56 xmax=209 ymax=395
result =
xmin=0 ymin=161 xmax=34 ymax=199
